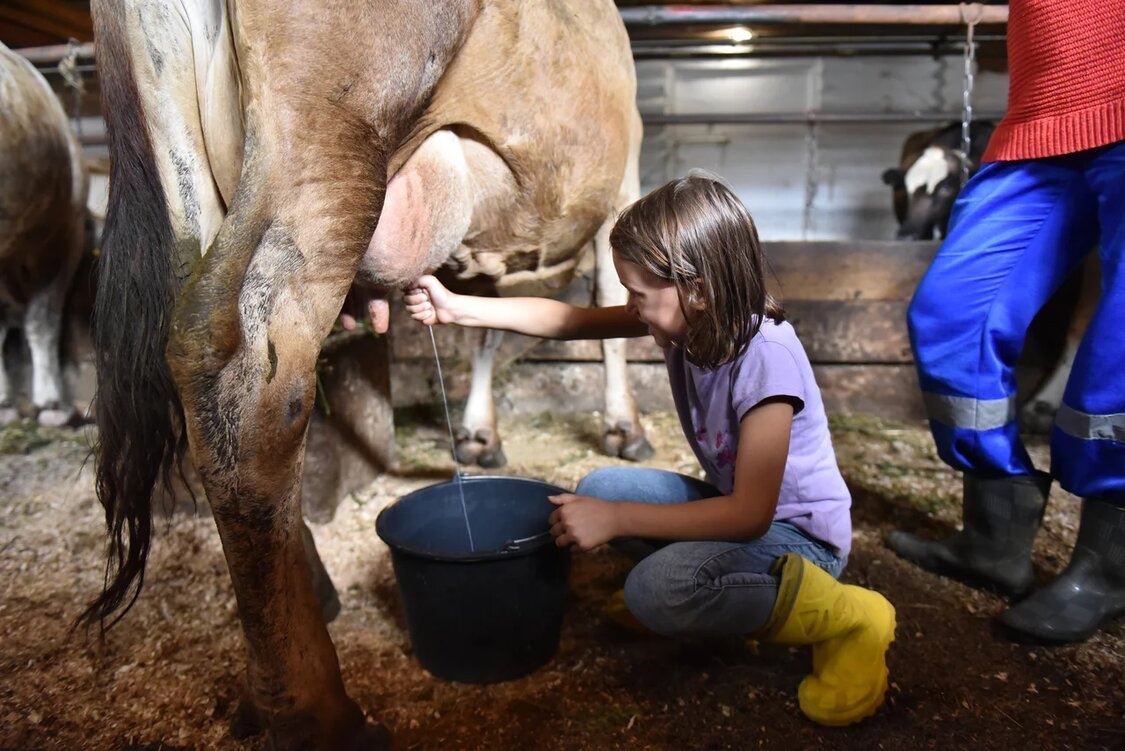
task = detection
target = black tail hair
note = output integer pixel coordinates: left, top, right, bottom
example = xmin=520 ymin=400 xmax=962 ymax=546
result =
xmin=79 ymin=1 xmax=187 ymax=632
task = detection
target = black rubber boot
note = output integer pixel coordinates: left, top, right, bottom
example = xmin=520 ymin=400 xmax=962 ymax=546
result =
xmin=998 ymin=497 xmax=1125 ymax=644
xmin=886 ymin=471 xmax=1051 ymax=597
xmin=301 ymin=522 xmax=342 ymax=623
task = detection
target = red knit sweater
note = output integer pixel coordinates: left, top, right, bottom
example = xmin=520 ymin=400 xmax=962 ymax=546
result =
xmin=983 ymin=0 xmax=1125 ymax=162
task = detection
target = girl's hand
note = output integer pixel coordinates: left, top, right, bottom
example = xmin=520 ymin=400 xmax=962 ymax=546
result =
xmin=404 ymin=275 xmax=459 ymax=325
xmin=548 ymin=494 xmax=620 ymax=552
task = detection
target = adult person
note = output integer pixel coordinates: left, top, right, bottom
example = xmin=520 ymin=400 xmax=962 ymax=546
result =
xmin=888 ymin=0 xmax=1124 ymax=643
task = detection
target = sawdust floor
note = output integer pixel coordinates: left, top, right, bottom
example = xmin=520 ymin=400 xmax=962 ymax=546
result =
xmin=1 ymin=409 xmax=1122 ymax=750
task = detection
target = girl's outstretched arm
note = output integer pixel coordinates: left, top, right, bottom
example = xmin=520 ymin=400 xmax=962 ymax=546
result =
xmin=405 ymin=275 xmax=648 ymax=340
xmin=550 ymin=398 xmax=795 ymax=550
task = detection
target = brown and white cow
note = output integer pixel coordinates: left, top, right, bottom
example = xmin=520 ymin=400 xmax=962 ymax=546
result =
xmin=87 ymin=1 xmax=644 ymax=747
xmin=0 ymin=43 xmax=87 ymax=427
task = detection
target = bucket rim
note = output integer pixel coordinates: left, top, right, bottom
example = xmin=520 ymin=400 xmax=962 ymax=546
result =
xmin=375 ymin=474 xmax=570 ymax=562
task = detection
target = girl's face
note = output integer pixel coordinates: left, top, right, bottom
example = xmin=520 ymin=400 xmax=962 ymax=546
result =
xmin=613 ymin=254 xmax=690 ymax=348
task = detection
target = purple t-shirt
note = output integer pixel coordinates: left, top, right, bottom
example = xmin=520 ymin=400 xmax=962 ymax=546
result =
xmin=665 ymin=319 xmax=852 ymax=556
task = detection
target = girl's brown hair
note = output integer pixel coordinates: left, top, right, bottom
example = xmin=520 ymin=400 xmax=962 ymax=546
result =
xmin=610 ymin=172 xmax=784 ymax=369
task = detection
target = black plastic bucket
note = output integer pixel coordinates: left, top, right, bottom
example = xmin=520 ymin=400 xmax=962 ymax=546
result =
xmin=375 ymin=475 xmax=571 ymax=683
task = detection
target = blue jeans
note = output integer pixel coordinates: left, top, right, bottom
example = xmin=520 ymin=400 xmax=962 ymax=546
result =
xmin=575 ymin=466 xmax=846 ymax=636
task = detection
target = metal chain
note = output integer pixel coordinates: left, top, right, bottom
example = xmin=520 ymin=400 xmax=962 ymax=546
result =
xmin=801 ymin=58 xmax=824 ymax=239
xmin=958 ymin=3 xmax=982 ymax=183
xmin=57 ymin=38 xmax=85 ymax=140
xmin=802 ymin=122 xmax=819 ymax=239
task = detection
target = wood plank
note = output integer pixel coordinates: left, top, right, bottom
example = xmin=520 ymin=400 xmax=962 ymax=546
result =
xmin=813 ymin=364 xmax=925 ymax=422
xmin=391 ymin=361 xmax=676 ymax=414
xmin=764 ymin=240 xmax=937 ymax=301
xmin=0 ymin=1 xmax=92 ymax=42
xmin=392 ymin=299 xmax=914 ymax=365
xmin=786 ymin=300 xmax=912 ymax=363
xmin=391 ymin=360 xmax=926 ymax=423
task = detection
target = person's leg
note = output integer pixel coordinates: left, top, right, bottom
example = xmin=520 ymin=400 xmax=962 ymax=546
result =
xmin=575 ymin=466 xmax=720 ymax=504
xmin=1001 ymin=141 xmax=1125 ymax=642
xmin=908 ymin=156 xmax=1097 ymax=474
xmin=575 ymin=466 xmax=720 ymax=561
xmin=621 ymin=522 xmax=842 ymax=637
xmin=759 ymin=554 xmax=895 ymax=726
xmin=1049 ymin=140 xmax=1125 ymax=505
xmin=889 ymin=154 xmax=1099 ymax=596
xmin=620 ymin=524 xmax=890 ymax=727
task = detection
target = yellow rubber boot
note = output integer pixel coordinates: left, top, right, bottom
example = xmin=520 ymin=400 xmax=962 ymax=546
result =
xmin=758 ymin=553 xmax=896 ymax=726
xmin=603 ymin=589 xmax=654 ymax=635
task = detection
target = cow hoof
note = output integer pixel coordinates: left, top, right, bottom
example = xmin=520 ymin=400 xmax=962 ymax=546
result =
xmin=602 ymin=422 xmax=653 ymax=462
xmin=453 ymin=427 xmax=506 ymax=468
xmin=1019 ymin=401 xmax=1056 ymax=435
xmin=264 ymin=706 xmax=390 ymax=751
xmin=230 ymin=695 xmax=389 ymax=750
xmin=621 ymin=434 xmax=655 ymax=462
xmin=317 ymin=579 xmax=342 ymax=625
xmin=229 ymin=694 xmax=266 ymax=740
xmin=452 ymin=426 xmax=481 ymax=464
xmin=341 ymin=721 xmax=392 ymax=751
xmin=477 ymin=444 xmax=507 ymax=469
xmin=36 ymin=406 xmax=76 ymax=428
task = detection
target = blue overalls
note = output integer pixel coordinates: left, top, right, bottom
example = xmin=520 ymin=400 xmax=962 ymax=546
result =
xmin=909 ymin=139 xmax=1125 ymax=504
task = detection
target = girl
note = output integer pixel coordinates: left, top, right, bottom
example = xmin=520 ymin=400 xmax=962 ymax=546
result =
xmin=405 ymin=174 xmax=895 ymax=726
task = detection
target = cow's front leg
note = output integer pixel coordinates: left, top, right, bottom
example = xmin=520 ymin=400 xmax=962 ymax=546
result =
xmin=169 ymin=214 xmax=388 ymax=750
xmin=454 ymin=327 xmax=506 ymax=467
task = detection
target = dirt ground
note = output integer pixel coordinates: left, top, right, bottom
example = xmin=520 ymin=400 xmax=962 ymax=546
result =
xmin=1 ymin=409 xmax=1122 ymax=750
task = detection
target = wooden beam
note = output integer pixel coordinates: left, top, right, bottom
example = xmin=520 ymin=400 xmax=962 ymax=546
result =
xmin=0 ymin=1 xmax=92 ymax=43
xmin=620 ymin=4 xmax=1008 ymax=27
xmin=814 ymin=364 xmax=925 ymax=421
xmin=13 ymin=41 xmax=94 ymax=65
xmin=764 ymin=241 xmax=938 ymax=301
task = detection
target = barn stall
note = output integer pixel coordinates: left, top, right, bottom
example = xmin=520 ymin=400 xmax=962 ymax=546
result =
xmin=1 ymin=3 xmax=1122 ymax=750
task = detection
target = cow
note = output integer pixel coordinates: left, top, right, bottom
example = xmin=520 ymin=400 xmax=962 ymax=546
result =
xmin=86 ymin=1 xmax=644 ymax=747
xmin=0 ymin=43 xmax=87 ymax=428
xmin=881 ymin=120 xmax=995 ymax=240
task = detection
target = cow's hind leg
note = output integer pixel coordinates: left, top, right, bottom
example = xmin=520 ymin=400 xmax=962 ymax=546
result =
xmin=302 ymin=521 xmax=341 ymax=623
xmin=454 ymin=328 xmax=506 ymax=467
xmin=1020 ymin=257 xmax=1099 ymax=433
xmin=169 ymin=189 xmax=389 ymax=750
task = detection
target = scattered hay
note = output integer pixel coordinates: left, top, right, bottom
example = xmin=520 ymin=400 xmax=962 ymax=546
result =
xmin=1 ymin=410 xmax=1120 ymax=750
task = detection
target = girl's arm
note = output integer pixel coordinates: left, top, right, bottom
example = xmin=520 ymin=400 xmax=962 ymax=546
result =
xmin=405 ymin=275 xmax=648 ymax=340
xmin=550 ymin=398 xmax=795 ymax=549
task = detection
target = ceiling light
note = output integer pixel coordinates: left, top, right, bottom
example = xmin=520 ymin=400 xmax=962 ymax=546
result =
xmin=726 ymin=26 xmax=754 ymax=44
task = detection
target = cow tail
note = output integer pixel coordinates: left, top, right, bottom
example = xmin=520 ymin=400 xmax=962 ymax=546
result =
xmin=77 ymin=2 xmax=187 ymax=633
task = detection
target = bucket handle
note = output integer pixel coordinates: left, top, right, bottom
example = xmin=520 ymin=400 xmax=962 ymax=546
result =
xmin=499 ymin=532 xmax=553 ymax=553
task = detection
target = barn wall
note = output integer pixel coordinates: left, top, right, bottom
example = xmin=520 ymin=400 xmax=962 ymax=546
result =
xmin=636 ymin=54 xmax=1009 ymax=240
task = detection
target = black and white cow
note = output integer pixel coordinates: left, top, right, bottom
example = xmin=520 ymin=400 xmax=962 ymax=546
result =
xmin=881 ymin=121 xmax=995 ymax=240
